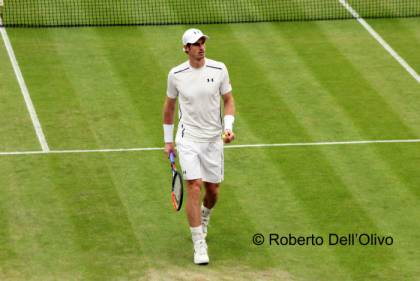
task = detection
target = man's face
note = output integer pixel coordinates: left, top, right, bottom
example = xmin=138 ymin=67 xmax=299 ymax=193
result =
xmin=186 ymin=37 xmax=206 ymax=59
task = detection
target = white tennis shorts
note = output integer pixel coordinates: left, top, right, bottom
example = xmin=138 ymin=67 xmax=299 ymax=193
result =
xmin=176 ymin=138 xmax=224 ymax=183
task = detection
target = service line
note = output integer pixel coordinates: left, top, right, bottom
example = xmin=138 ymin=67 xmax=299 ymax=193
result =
xmin=1 ymin=139 xmax=419 ymax=156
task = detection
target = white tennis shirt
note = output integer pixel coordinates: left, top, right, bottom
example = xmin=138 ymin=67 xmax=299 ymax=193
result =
xmin=167 ymin=58 xmax=232 ymax=142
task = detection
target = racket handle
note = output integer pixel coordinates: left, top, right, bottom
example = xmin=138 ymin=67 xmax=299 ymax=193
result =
xmin=169 ymin=152 xmax=176 ymax=164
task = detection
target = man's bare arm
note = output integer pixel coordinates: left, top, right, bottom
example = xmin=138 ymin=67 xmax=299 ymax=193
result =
xmin=163 ymin=96 xmax=177 ymax=155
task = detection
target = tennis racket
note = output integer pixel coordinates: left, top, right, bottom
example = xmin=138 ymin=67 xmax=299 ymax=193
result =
xmin=169 ymin=152 xmax=183 ymax=211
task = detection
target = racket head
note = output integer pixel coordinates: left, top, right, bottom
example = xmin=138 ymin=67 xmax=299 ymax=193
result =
xmin=171 ymin=170 xmax=184 ymax=211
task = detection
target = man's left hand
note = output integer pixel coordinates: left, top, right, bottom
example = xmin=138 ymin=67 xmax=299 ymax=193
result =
xmin=223 ymin=130 xmax=235 ymax=144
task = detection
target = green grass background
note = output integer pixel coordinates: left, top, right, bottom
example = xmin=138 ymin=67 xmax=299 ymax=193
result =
xmin=0 ymin=18 xmax=420 ymax=280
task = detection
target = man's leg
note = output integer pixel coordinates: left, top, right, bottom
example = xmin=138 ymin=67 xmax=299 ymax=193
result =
xmin=186 ymin=179 xmax=209 ymax=265
xmin=186 ymin=179 xmax=203 ymax=227
xmin=201 ymin=182 xmax=220 ymax=238
xmin=203 ymin=182 xmax=219 ymax=209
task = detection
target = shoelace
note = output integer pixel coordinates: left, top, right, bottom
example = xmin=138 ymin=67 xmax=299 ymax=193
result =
xmin=195 ymin=241 xmax=207 ymax=255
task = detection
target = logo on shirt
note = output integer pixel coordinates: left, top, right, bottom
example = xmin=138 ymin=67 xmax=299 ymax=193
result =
xmin=207 ymin=78 xmax=214 ymax=83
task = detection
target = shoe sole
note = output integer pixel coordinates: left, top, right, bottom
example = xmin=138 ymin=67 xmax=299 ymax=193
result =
xmin=194 ymin=261 xmax=209 ymax=265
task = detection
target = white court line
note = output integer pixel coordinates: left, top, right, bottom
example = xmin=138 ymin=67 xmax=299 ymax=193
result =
xmin=0 ymin=147 xmax=162 ymax=156
xmin=0 ymin=17 xmax=50 ymax=152
xmin=0 ymin=139 xmax=419 ymax=156
xmin=227 ymin=139 xmax=420 ymax=148
xmin=339 ymin=0 xmax=420 ymax=84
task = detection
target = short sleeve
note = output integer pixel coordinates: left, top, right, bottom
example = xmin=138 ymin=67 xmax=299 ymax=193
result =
xmin=166 ymin=71 xmax=178 ymax=98
xmin=220 ymin=64 xmax=232 ymax=95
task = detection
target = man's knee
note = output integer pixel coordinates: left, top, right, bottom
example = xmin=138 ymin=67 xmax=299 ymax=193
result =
xmin=205 ymin=183 xmax=219 ymax=196
xmin=187 ymin=179 xmax=202 ymax=194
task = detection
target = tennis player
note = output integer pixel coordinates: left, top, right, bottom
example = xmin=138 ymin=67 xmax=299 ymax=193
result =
xmin=162 ymin=28 xmax=235 ymax=265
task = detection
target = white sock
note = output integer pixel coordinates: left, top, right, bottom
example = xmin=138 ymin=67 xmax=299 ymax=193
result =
xmin=201 ymin=205 xmax=212 ymax=218
xmin=190 ymin=226 xmax=204 ymax=244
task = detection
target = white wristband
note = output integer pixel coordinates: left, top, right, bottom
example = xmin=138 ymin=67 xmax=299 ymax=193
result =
xmin=163 ymin=124 xmax=174 ymax=143
xmin=224 ymin=115 xmax=234 ymax=131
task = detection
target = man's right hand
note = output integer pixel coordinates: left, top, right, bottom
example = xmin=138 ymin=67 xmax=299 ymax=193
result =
xmin=164 ymin=143 xmax=175 ymax=158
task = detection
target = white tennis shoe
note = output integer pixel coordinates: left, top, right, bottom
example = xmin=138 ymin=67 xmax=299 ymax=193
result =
xmin=194 ymin=239 xmax=209 ymax=265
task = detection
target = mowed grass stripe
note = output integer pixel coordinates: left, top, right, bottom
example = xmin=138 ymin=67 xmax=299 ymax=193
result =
xmin=46 ymin=154 xmax=146 ymax=280
xmin=315 ymin=143 xmax=420 ymax=279
xmin=367 ymin=18 xmax=420 ymax=76
xmin=277 ymin=150 xmax=396 ymax=279
xmin=7 ymin=28 xmax=162 ymax=149
xmin=6 ymin=28 xmax=100 ymax=150
xmin=221 ymin=25 xmax=384 ymax=279
xmin=43 ymin=28 xmax=153 ymax=149
xmin=371 ymin=142 xmax=420 ymax=199
xmin=316 ymin=19 xmax=420 ymax=137
xmin=227 ymin=22 xmax=367 ymax=142
xmin=340 ymin=0 xmax=420 ymax=84
xmin=0 ymin=165 xmax=20 ymax=280
xmin=0 ymin=37 xmax=40 ymax=151
xmin=96 ymin=152 xmax=183 ymax=263
xmin=223 ymin=23 xmax=414 ymax=278
xmin=91 ymin=26 xmax=185 ymax=147
xmin=0 ymin=154 xmax=146 ymax=280
xmin=274 ymin=21 xmax=418 ymax=140
xmin=224 ymin=149 xmax=353 ymax=281
xmin=0 ymin=156 xmax=82 ymax=280
xmin=249 ymin=20 xmax=418 ymax=278
xmin=265 ymin=145 xmax=414 ymax=280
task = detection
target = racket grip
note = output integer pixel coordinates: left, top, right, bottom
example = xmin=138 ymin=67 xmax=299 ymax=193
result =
xmin=169 ymin=152 xmax=175 ymax=164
